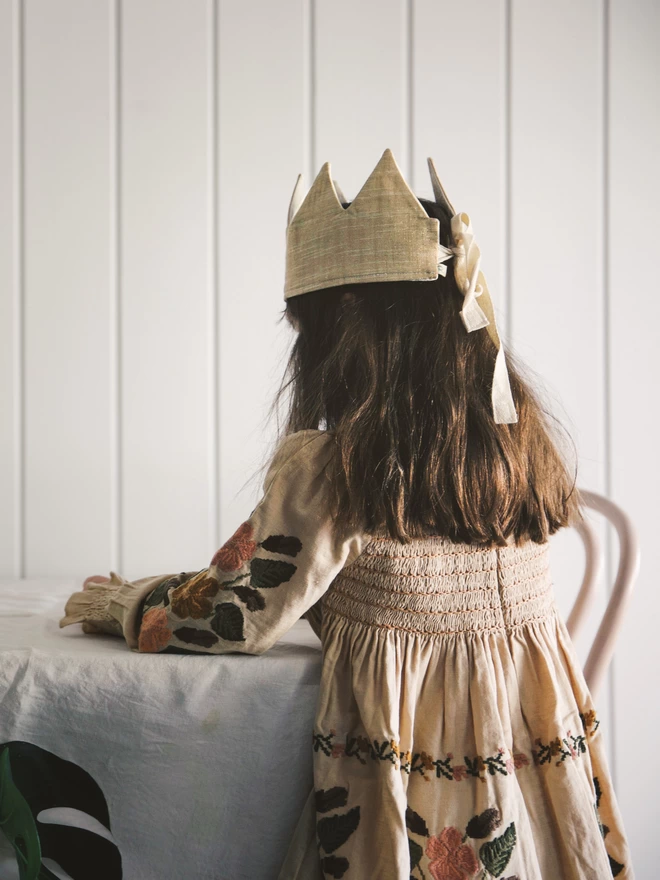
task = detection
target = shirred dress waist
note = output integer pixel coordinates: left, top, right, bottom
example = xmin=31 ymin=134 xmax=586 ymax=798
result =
xmin=322 ymin=536 xmax=556 ymax=636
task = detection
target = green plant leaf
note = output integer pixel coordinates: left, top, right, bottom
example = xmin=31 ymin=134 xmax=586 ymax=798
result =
xmin=210 ymin=603 xmax=246 ymax=641
xmin=0 ymin=748 xmax=42 ymax=880
xmin=317 ymin=806 xmax=360 ymax=853
xmin=408 ymin=837 xmax=423 ymax=870
xmin=479 ymin=821 xmax=516 ymax=876
xmin=250 ymin=558 xmax=296 ymax=589
xmin=1 ymin=742 xmax=122 ymax=879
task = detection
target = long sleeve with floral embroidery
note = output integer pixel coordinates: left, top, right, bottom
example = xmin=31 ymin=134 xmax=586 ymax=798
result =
xmin=107 ymin=430 xmax=367 ymax=655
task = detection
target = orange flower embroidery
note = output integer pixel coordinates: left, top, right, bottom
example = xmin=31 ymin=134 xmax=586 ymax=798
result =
xmin=426 ymin=827 xmax=479 ymax=880
xmin=170 ymin=570 xmax=219 ymax=619
xmin=138 ymin=608 xmax=172 ymax=653
xmin=211 ymin=521 xmax=257 ymax=572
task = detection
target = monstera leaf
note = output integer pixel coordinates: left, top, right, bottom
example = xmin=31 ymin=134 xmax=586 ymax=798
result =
xmin=0 ymin=749 xmax=41 ymax=880
xmin=0 ymin=742 xmax=122 ymax=879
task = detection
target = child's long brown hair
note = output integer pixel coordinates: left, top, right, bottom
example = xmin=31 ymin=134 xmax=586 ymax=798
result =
xmin=266 ymin=195 xmax=583 ymax=546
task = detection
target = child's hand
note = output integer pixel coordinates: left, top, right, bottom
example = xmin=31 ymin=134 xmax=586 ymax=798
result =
xmin=83 ymin=574 xmax=110 ymax=589
xmin=59 ymin=572 xmax=128 ymax=637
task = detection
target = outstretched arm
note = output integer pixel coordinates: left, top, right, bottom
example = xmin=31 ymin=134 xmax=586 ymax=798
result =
xmin=60 ymin=430 xmax=365 ymax=654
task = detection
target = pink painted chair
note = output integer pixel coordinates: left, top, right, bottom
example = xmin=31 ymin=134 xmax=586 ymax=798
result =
xmin=567 ymin=489 xmax=640 ymax=699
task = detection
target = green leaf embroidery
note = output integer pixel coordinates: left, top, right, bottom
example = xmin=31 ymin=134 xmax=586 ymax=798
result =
xmin=320 ymin=855 xmax=349 ymax=878
xmin=0 ymin=748 xmax=42 ymax=880
xmin=173 ymin=627 xmax=219 ymax=649
xmin=479 ymin=821 xmax=516 ymax=876
xmin=250 ymin=557 xmax=297 ymax=589
xmin=317 ymin=806 xmax=360 ymax=854
xmin=210 ymin=603 xmax=246 ymax=641
xmin=405 ymin=806 xmax=429 ymax=837
xmin=315 ymin=787 xmax=348 ymax=813
xmin=143 ymin=577 xmax=176 ymax=609
xmin=232 ymin=585 xmax=266 ymax=612
xmin=259 ymin=534 xmax=303 ymax=556
xmin=408 ymin=837 xmax=423 ymax=870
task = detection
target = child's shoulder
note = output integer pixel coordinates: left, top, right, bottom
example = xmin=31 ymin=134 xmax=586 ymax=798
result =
xmin=263 ymin=429 xmax=335 ymax=492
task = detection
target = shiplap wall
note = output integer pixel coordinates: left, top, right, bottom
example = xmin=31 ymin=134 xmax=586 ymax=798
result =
xmin=0 ymin=0 xmax=657 ymax=870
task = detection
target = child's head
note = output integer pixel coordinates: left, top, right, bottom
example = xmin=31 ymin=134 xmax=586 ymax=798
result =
xmin=273 ymin=196 xmax=583 ymax=547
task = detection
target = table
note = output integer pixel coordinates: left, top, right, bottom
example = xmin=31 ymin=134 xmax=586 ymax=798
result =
xmin=0 ymin=579 xmax=321 ymax=880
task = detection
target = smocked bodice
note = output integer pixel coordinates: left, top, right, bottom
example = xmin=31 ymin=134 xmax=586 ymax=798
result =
xmin=323 ymin=536 xmax=556 ymax=637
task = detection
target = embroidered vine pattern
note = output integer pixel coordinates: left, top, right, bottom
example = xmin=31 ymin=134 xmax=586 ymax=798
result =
xmin=140 ymin=520 xmax=302 ymax=650
xmin=312 ymin=711 xmax=601 ymax=783
xmin=315 ymin=786 xmax=361 ymax=879
xmin=406 ymin=804 xmax=519 ymax=880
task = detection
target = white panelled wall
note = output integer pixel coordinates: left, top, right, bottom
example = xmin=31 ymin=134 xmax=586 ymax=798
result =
xmin=0 ymin=0 xmax=656 ymax=870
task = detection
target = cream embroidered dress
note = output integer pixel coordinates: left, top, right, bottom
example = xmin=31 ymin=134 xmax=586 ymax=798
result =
xmin=72 ymin=429 xmax=634 ymax=880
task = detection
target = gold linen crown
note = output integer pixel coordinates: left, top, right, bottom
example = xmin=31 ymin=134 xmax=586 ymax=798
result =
xmin=284 ymin=147 xmax=518 ymax=424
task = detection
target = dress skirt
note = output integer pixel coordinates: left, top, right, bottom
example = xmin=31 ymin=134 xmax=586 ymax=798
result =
xmin=278 ymin=536 xmax=634 ymax=880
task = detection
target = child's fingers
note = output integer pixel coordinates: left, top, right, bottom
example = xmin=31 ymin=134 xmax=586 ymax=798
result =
xmin=83 ymin=574 xmax=110 ymax=590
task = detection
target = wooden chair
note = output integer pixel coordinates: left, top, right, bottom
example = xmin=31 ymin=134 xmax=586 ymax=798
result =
xmin=567 ymin=489 xmax=640 ymax=699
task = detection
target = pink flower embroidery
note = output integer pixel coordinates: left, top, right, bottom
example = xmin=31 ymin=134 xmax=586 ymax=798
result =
xmin=138 ymin=608 xmax=172 ymax=653
xmin=505 ymin=758 xmax=515 ymax=773
xmin=452 ymin=764 xmax=468 ymax=781
xmin=211 ymin=521 xmax=257 ymax=571
xmin=426 ymin=827 xmax=479 ymax=879
xmin=513 ymin=752 xmax=529 ymax=769
xmin=331 ymin=743 xmax=346 ymax=758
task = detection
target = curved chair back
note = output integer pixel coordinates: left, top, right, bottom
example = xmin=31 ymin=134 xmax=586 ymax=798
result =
xmin=567 ymin=489 xmax=640 ymax=698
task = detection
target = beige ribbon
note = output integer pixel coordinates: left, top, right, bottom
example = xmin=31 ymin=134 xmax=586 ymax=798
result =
xmin=447 ymin=212 xmax=518 ymax=425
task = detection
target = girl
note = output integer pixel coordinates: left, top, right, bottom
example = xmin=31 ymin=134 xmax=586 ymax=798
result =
xmin=61 ymin=149 xmax=634 ymax=879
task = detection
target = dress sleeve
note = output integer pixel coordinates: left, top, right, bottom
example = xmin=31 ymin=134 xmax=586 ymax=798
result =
xmin=108 ymin=430 xmax=366 ymax=654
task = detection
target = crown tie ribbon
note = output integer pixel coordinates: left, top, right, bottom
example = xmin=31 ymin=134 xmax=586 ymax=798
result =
xmin=447 ymin=213 xmax=518 ymax=425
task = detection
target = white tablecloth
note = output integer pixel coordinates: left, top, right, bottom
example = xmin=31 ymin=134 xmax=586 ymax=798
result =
xmin=0 ymin=579 xmax=322 ymax=880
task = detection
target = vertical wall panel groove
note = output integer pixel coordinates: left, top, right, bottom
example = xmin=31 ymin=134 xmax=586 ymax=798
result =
xmin=601 ymin=0 xmax=617 ymax=788
xmin=0 ymin=0 xmax=22 ymax=578
xmin=111 ymin=0 xmax=122 ymax=573
xmin=308 ymin=0 xmax=316 ymax=182
xmin=16 ymin=0 xmax=25 ymax=578
xmin=17 ymin=0 xmax=25 ymax=578
xmin=502 ymin=0 xmax=512 ymax=342
xmin=209 ymin=0 xmax=220 ymax=551
xmin=406 ymin=0 xmax=413 ymax=185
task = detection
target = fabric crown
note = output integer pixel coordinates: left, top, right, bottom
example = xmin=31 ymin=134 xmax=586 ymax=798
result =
xmin=283 ymin=147 xmax=518 ymax=424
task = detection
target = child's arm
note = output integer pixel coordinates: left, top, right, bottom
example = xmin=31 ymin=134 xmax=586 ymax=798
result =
xmin=60 ymin=430 xmax=365 ymax=654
